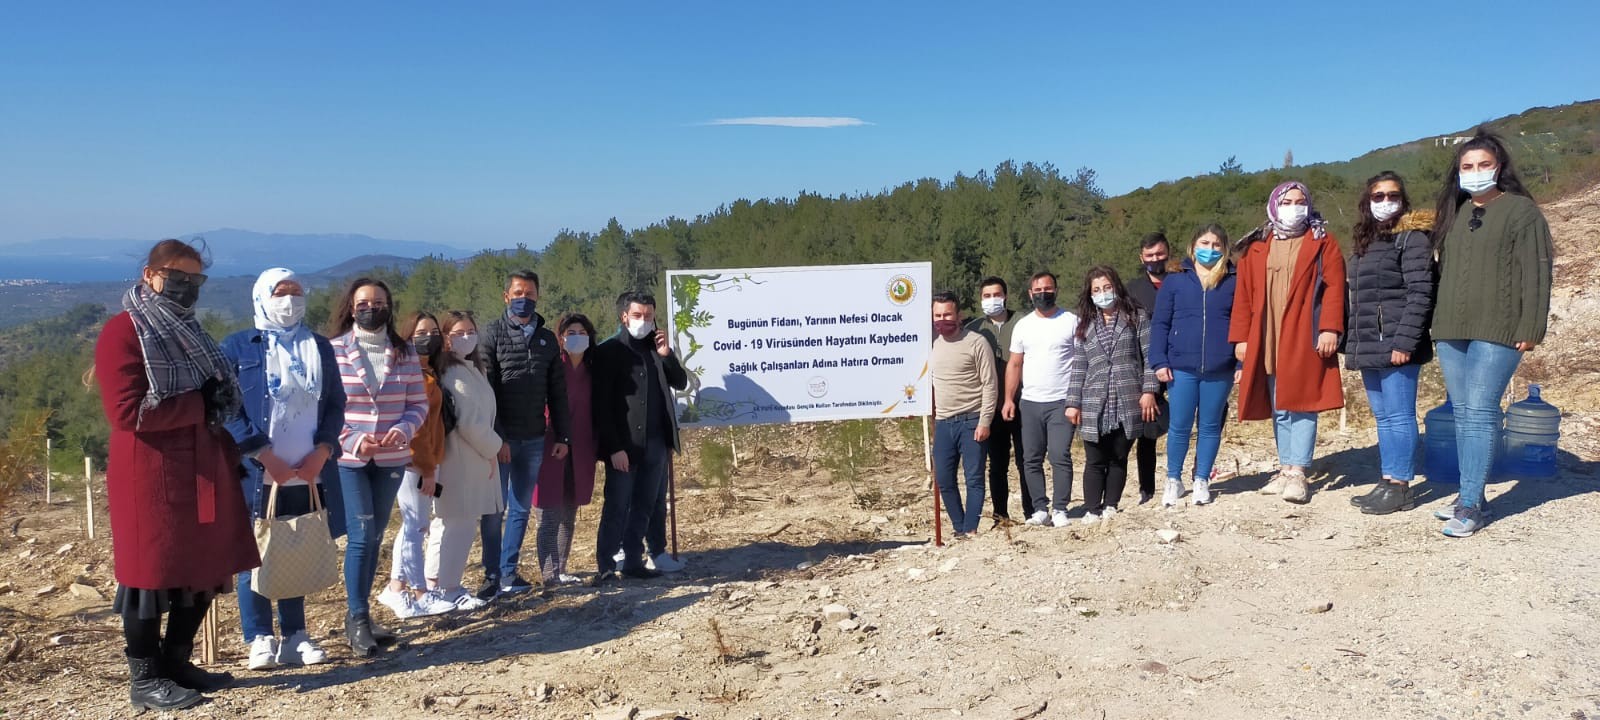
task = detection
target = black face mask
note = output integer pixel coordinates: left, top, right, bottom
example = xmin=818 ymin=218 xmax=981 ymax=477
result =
xmin=413 ymin=335 xmax=441 ymax=357
xmin=158 ymin=279 xmax=200 ymax=309
xmin=1030 ymin=291 xmax=1056 ymax=310
xmin=1144 ymin=261 xmax=1169 ymax=277
xmin=355 ymin=307 xmax=391 ymax=332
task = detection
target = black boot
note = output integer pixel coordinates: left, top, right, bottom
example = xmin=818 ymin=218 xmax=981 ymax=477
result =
xmin=162 ymin=642 xmax=233 ymax=692
xmin=370 ymin=619 xmax=400 ymax=647
xmin=1359 ymin=482 xmax=1416 ymax=515
xmin=1349 ymin=481 xmax=1388 ymax=507
xmin=128 ymin=655 xmax=202 ymax=711
xmin=346 ymin=614 xmax=378 ymax=658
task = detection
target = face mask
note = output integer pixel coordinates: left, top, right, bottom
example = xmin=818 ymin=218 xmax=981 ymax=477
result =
xmin=508 ymin=297 xmax=536 ymax=319
xmin=1277 ymin=205 xmax=1309 ymax=226
xmin=1459 ymin=168 xmax=1498 ymax=196
xmin=413 ymin=335 xmax=441 ymax=357
xmin=1195 ymin=248 xmax=1224 ymax=267
xmin=355 ymin=307 xmax=390 ymax=332
xmin=158 ymin=278 xmax=200 ymax=309
xmin=451 ymin=334 xmax=478 ymax=358
xmin=263 ymin=294 xmax=305 ymax=328
xmin=563 ymin=334 xmax=590 ymax=354
xmin=1030 ymin=291 xmax=1056 ymax=310
xmin=1143 ymin=261 xmax=1168 ymax=277
xmin=1092 ymin=291 xmax=1117 ymax=310
xmin=627 ymin=318 xmax=655 ymax=340
xmin=1370 ymin=200 xmax=1402 ymax=222
xmin=980 ymin=297 xmax=1006 ymax=317
xmin=933 ymin=319 xmax=960 ymax=336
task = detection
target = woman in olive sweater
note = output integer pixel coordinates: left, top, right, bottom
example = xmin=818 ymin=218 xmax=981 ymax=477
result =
xmin=1429 ymin=129 xmax=1554 ymax=538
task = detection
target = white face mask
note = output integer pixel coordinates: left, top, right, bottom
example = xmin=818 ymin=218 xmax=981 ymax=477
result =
xmin=263 ymin=294 xmax=306 ymax=328
xmin=1276 ymin=204 xmax=1309 ymax=226
xmin=563 ymin=334 xmax=590 ymax=354
xmin=1092 ymin=291 xmax=1117 ymax=310
xmin=627 ymin=318 xmax=655 ymax=340
xmin=980 ymin=297 xmax=1006 ymax=317
xmin=1371 ymin=200 xmax=1402 ymax=222
xmin=1459 ymin=168 xmax=1498 ymax=196
xmin=450 ymin=333 xmax=478 ymax=358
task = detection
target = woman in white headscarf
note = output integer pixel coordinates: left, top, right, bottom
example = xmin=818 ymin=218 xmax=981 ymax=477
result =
xmin=219 ymin=268 xmax=347 ymax=671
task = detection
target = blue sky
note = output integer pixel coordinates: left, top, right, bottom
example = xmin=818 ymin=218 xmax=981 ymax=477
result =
xmin=2 ymin=1 xmax=1596 ymax=250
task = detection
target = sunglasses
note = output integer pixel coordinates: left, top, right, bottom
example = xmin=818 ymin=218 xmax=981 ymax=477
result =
xmin=156 ymin=267 xmax=209 ymax=287
xmin=1369 ymin=192 xmax=1404 ymax=203
xmin=1468 ymin=206 xmax=1486 ymax=232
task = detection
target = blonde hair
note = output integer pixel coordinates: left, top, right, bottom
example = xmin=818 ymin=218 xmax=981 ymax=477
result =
xmin=1190 ymin=223 xmax=1231 ymax=291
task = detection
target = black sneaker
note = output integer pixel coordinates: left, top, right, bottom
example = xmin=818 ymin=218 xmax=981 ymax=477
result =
xmin=474 ymin=578 xmax=501 ymax=602
xmin=499 ymin=574 xmax=536 ymax=595
xmin=621 ymin=566 xmax=663 ymax=580
xmin=591 ymin=570 xmax=620 ymax=587
xmin=1359 ymin=483 xmax=1416 ymax=515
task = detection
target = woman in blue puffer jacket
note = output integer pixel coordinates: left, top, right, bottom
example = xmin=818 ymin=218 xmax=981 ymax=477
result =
xmin=1148 ymin=224 xmax=1238 ymax=507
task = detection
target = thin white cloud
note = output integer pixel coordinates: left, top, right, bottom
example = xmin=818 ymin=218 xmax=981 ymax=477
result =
xmin=703 ymin=116 xmax=871 ymax=128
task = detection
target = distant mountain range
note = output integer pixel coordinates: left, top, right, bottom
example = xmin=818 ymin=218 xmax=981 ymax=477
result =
xmin=0 ymin=228 xmax=465 ymax=283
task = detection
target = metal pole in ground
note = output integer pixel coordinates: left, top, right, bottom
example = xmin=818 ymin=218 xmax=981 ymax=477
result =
xmin=84 ymin=457 xmax=95 ymax=540
xmin=44 ymin=438 xmax=52 ymax=505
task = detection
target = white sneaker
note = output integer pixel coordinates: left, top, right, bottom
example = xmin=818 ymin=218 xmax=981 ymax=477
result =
xmin=1081 ymin=511 xmax=1101 ymax=526
xmin=1162 ymin=477 xmax=1184 ymax=507
xmin=613 ymin=549 xmax=626 ymax=563
xmin=1051 ymin=511 xmax=1071 ymax=528
xmin=412 ymin=590 xmax=458 ymax=617
xmin=1101 ymin=506 xmax=1118 ymax=520
xmin=434 ymin=588 xmax=488 ymax=612
xmin=279 ymin=630 xmax=327 ymax=666
xmin=1192 ymin=478 xmax=1213 ymax=505
xmin=378 ymin=587 xmax=420 ymax=619
xmin=1024 ymin=510 xmax=1050 ymax=526
xmin=652 ymin=552 xmax=687 ymax=573
xmin=556 ymin=574 xmax=584 ymax=585
xmin=247 ymin=635 xmax=279 ymax=671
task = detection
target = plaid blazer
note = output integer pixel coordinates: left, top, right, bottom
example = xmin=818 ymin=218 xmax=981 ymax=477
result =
xmin=1066 ymin=310 xmax=1160 ymax=443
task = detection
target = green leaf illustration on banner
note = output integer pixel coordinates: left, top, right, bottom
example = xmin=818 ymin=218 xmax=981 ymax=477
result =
xmin=670 ymin=272 xmax=763 ymax=422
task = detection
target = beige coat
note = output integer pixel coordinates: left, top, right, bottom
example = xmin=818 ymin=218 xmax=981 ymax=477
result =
xmin=436 ymin=363 xmax=503 ymax=519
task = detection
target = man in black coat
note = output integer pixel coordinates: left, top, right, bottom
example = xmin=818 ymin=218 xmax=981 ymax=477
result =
xmin=591 ymin=291 xmax=688 ymax=581
xmin=1126 ymin=233 xmax=1170 ymax=505
xmin=477 ymin=270 xmax=571 ymax=598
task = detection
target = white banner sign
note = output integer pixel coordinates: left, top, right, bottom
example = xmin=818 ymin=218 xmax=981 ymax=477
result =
xmin=667 ymin=262 xmax=934 ymax=426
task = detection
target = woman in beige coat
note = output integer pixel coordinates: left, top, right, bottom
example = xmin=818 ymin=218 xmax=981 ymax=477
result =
xmin=424 ymin=311 xmax=504 ymax=610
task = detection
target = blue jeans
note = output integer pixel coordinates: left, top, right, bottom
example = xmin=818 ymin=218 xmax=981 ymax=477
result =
xmin=933 ymin=413 xmax=989 ymax=534
xmin=1436 ymin=340 xmax=1521 ymax=508
xmin=1266 ymin=377 xmax=1318 ymax=467
xmin=481 ymin=437 xmax=545 ymax=582
xmin=237 ymin=483 xmax=318 ymax=641
xmin=1361 ymin=364 xmax=1421 ymax=481
xmin=1165 ymin=369 xmax=1234 ymax=481
xmin=596 ymin=438 xmax=669 ymax=574
xmin=339 ymin=462 xmax=405 ymax=619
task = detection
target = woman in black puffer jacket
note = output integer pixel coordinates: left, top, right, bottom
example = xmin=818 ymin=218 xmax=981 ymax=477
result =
xmin=1343 ymin=171 xmax=1437 ymax=514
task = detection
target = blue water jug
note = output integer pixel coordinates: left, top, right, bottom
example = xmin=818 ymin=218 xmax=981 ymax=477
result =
xmin=1498 ymin=384 xmax=1560 ymax=479
xmin=1423 ymin=397 xmax=1459 ymax=485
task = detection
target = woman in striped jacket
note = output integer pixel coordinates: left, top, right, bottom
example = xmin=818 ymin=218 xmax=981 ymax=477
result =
xmin=325 ymin=277 xmax=429 ymax=658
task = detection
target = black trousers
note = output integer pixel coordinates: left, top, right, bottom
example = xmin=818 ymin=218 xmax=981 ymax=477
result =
xmin=1136 ymin=434 xmax=1157 ymax=495
xmin=985 ymin=412 xmax=1033 ymax=519
xmin=1083 ymin=427 xmax=1135 ymax=513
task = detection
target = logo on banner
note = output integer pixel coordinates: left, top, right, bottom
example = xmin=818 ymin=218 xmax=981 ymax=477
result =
xmin=886 ymin=274 xmax=916 ymax=305
xmin=903 ymin=385 xmax=917 ymax=401
xmin=808 ymin=377 xmax=830 ymax=398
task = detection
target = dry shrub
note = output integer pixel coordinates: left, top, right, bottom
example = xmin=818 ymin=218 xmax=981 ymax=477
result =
xmin=0 ymin=410 xmax=49 ymax=513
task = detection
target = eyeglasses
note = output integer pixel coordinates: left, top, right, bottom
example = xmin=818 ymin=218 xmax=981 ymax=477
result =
xmin=1468 ymin=206 xmax=1486 ymax=232
xmin=156 ymin=268 xmax=209 ymax=287
xmin=413 ymin=331 xmax=441 ymax=340
xmin=1369 ymin=192 xmax=1404 ymax=203
xmin=355 ymin=301 xmax=389 ymax=311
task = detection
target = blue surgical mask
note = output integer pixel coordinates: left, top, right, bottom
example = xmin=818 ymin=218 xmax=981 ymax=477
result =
xmin=1196 ymin=248 xmax=1223 ymax=267
xmin=1459 ymin=168 xmax=1498 ymax=196
xmin=1092 ymin=291 xmax=1117 ymax=309
xmin=508 ymin=297 xmax=536 ymax=319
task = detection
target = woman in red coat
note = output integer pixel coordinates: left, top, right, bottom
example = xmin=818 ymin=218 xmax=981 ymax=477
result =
xmin=93 ymin=239 xmax=260 ymax=712
xmin=533 ymin=313 xmax=599 ymax=584
xmin=1229 ymin=181 xmax=1347 ymax=504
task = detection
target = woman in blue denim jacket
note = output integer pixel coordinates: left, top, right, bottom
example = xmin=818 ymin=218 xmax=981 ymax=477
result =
xmin=221 ymin=268 xmax=346 ymax=671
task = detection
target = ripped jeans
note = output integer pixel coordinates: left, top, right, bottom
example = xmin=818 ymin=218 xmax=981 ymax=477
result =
xmin=339 ymin=462 xmax=406 ymax=619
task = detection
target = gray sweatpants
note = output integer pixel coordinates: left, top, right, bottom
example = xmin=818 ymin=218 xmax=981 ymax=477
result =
xmin=1020 ymin=398 xmax=1075 ymax=513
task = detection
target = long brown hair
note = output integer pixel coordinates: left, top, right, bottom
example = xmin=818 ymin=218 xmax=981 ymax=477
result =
xmin=439 ymin=310 xmax=482 ymax=373
xmin=325 ymin=277 xmax=409 ymax=355
xmin=1431 ymin=128 xmax=1535 ymax=248
xmin=557 ymin=312 xmax=598 ymax=368
xmin=399 ymin=310 xmax=443 ymax=376
xmin=1073 ymin=265 xmax=1137 ymax=341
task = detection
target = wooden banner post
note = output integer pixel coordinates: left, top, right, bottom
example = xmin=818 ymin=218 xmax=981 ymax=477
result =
xmin=925 ymin=413 xmax=941 ymax=547
xmin=44 ymin=438 xmax=52 ymax=505
xmin=668 ymin=455 xmax=679 ymax=561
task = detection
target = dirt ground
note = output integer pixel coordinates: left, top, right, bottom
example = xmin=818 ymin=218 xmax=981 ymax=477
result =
xmin=2 ymin=186 xmax=1597 ymax=720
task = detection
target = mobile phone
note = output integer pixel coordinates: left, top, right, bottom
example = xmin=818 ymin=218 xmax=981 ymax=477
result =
xmin=418 ymin=475 xmax=444 ymax=498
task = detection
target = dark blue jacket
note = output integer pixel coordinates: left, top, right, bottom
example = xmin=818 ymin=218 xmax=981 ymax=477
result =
xmin=1149 ymin=260 xmax=1239 ymax=376
xmin=220 ymin=328 xmax=346 ymax=537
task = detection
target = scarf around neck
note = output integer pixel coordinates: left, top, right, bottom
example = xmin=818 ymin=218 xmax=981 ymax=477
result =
xmin=121 ymin=283 xmax=239 ymax=425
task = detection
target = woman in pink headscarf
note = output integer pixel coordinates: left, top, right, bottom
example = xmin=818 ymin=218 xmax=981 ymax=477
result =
xmin=1228 ymin=180 xmax=1347 ymax=504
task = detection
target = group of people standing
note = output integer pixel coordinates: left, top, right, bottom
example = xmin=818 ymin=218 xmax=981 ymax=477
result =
xmin=95 ymin=256 xmax=690 ymax=710
xmin=929 ymin=129 xmax=1552 ymax=541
